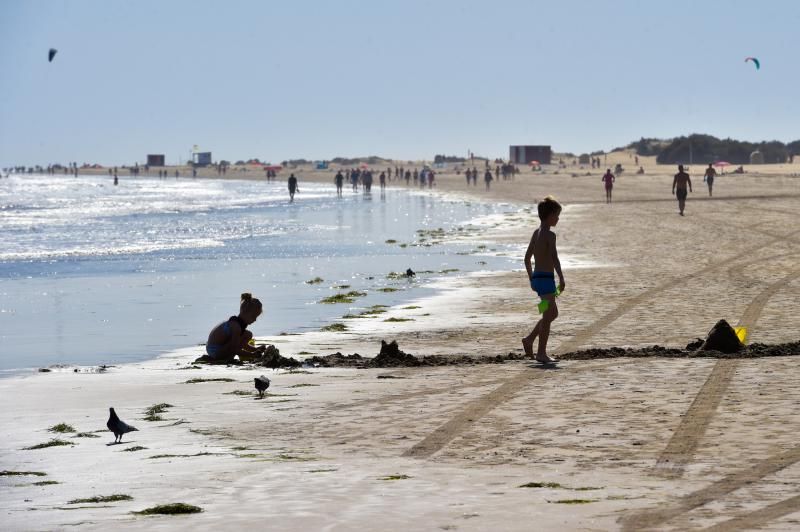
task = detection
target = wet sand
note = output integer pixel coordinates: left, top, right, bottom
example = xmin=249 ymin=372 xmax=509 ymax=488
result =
xmin=2 ymin=154 xmax=800 ymax=530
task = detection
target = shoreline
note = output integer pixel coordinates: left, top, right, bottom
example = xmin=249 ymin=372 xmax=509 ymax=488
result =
xmin=2 ymin=164 xmax=799 ymax=530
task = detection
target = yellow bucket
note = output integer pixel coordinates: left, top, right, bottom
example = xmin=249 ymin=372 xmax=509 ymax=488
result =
xmin=734 ymin=327 xmax=747 ymax=344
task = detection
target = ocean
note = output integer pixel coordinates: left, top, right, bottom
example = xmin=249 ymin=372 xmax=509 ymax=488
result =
xmin=0 ymin=173 xmax=519 ymax=373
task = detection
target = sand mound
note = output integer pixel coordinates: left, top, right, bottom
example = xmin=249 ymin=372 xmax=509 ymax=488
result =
xmin=306 ymin=340 xmax=526 ymax=368
xmin=700 ymin=319 xmax=743 ymax=353
xmin=560 ymin=341 xmax=800 ymax=361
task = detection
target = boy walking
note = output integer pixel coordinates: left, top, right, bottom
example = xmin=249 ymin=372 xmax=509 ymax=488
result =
xmin=522 ymin=196 xmax=565 ymax=364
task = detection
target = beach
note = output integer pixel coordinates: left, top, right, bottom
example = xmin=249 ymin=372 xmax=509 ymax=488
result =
xmin=2 ymin=155 xmax=800 ymax=531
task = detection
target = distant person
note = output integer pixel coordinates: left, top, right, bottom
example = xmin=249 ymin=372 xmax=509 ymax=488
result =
xmin=704 ymin=163 xmax=716 ymax=197
xmin=522 ymin=196 xmax=565 ymax=364
xmin=465 ymin=168 xmax=472 ymax=186
xmin=205 ymin=293 xmax=266 ymax=363
xmin=484 ymin=169 xmax=493 ymax=190
xmin=334 ymin=170 xmax=344 ymax=197
xmin=413 ymin=168 xmax=418 ymax=184
xmin=428 ymin=170 xmax=435 ymax=188
xmin=379 ymin=171 xmax=386 ymax=190
xmin=672 ymin=164 xmax=692 ymax=216
xmin=175 ymin=170 xmax=179 ymax=178
xmin=113 ymin=175 xmax=118 ymax=186
xmin=404 ymin=169 xmax=411 ymax=185
xmin=602 ymin=168 xmax=615 ymax=203
xmin=288 ymin=173 xmax=299 ymax=202
xmin=471 ymin=167 xmax=478 ymax=186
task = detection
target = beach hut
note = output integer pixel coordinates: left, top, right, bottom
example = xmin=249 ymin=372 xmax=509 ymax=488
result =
xmin=147 ymin=154 xmax=165 ymax=166
xmin=749 ymin=151 xmax=764 ymax=164
xmin=509 ymin=145 xmax=552 ymax=165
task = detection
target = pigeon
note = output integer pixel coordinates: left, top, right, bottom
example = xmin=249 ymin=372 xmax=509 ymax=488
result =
xmin=405 ymin=268 xmax=416 ymax=278
xmin=107 ymin=407 xmax=138 ymax=443
xmin=254 ymin=375 xmax=271 ymax=398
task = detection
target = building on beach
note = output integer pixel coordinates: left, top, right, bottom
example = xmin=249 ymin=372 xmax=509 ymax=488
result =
xmin=147 ymin=154 xmax=165 ymax=166
xmin=193 ymin=152 xmax=213 ymax=166
xmin=509 ymin=145 xmax=552 ymax=165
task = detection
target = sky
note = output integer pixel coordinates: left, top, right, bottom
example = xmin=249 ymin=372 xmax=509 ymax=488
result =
xmin=1 ymin=0 xmax=798 ymax=166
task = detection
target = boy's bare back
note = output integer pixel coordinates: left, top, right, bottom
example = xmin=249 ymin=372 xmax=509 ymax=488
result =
xmin=528 ymin=226 xmax=557 ymax=273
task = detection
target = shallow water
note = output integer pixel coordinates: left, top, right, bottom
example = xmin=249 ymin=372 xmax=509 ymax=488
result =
xmin=0 ymin=174 xmax=518 ymax=372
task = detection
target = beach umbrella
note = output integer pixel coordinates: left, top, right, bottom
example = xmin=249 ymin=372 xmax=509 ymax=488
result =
xmin=528 ymin=160 xmax=540 ymax=166
xmin=713 ymin=161 xmax=731 ymax=168
xmin=359 ymin=163 xmax=369 ymax=169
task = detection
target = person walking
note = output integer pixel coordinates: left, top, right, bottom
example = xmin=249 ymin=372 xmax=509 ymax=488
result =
xmin=672 ymin=164 xmax=692 ymax=216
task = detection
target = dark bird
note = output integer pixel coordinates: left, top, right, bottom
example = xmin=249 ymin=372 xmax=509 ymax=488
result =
xmin=254 ymin=375 xmax=271 ymax=398
xmin=107 ymin=407 xmax=138 ymax=443
xmin=405 ymin=268 xmax=416 ymax=278
xmin=48 ymin=48 xmax=57 ymax=62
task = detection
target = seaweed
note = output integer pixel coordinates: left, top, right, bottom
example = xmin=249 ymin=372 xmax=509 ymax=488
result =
xmin=133 ymin=503 xmax=202 ymax=515
xmin=184 ymin=378 xmax=234 ymax=384
xmin=519 ymin=482 xmax=564 ymax=489
xmin=377 ymin=287 xmax=399 ymax=293
xmin=69 ymin=494 xmax=133 ymax=504
xmin=24 ymin=439 xmax=74 ymax=450
xmin=288 ymin=383 xmax=319 ymax=388
xmin=319 ymin=291 xmax=367 ymax=304
xmin=72 ymin=432 xmax=100 ymax=438
xmin=1 ymin=471 xmax=47 ymax=477
xmin=120 ymin=446 xmax=147 ymax=452
xmin=384 ymin=317 xmax=414 ymax=322
xmin=321 ymin=323 xmax=348 ymax=332
xmin=378 ymin=474 xmax=411 ymax=481
xmin=305 ymin=277 xmax=324 ymax=285
xmin=48 ymin=423 xmax=76 ymax=433
xmin=143 ymin=403 xmax=174 ymax=422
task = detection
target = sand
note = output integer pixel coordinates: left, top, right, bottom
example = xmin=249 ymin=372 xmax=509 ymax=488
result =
xmin=2 ymin=155 xmax=800 ymax=531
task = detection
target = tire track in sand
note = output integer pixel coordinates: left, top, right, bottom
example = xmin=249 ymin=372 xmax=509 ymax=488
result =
xmin=402 ymin=229 xmax=800 ymax=459
xmin=700 ymin=494 xmax=800 ymax=531
xmin=653 ymin=255 xmax=800 ymax=478
xmin=621 ymin=445 xmax=800 ymax=531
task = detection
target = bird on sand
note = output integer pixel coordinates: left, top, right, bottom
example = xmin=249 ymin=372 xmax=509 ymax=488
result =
xmin=107 ymin=407 xmax=138 ymax=443
xmin=254 ymin=375 xmax=271 ymax=398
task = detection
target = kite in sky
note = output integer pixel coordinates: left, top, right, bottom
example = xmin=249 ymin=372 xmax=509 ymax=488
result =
xmin=745 ymin=56 xmax=760 ymax=70
xmin=48 ymin=48 xmax=58 ymax=62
